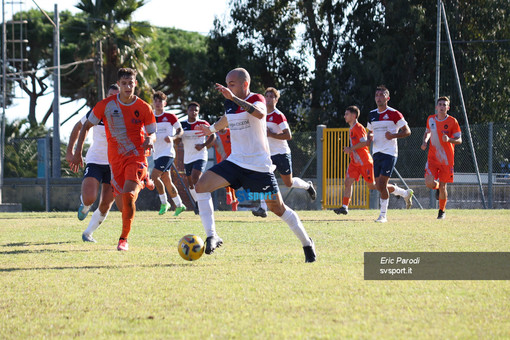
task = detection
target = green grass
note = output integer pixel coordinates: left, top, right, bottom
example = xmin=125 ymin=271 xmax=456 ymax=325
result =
xmin=1 ymin=209 xmax=509 ymax=339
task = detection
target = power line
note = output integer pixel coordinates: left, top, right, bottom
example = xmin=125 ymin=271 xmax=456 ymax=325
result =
xmin=0 ymin=58 xmax=94 ymax=78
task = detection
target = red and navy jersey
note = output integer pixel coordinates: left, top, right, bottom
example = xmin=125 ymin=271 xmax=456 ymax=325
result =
xmin=181 ymin=119 xmax=210 ymax=164
xmin=366 ymin=107 xmax=408 ymax=156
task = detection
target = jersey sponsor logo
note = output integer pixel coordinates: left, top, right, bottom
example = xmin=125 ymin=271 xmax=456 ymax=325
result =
xmin=229 ymin=120 xmax=250 ymax=130
xmin=134 ymin=110 xmax=140 ymax=117
xmin=444 ymin=124 xmax=448 ymax=129
xmin=383 ymin=114 xmax=389 ymax=120
xmin=132 ymin=118 xmax=142 ymax=125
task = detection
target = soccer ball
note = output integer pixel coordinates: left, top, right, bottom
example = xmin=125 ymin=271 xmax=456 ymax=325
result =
xmin=178 ymin=234 xmax=205 ymax=261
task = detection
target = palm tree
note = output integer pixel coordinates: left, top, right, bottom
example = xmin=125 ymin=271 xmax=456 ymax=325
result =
xmin=74 ymin=0 xmax=157 ymax=104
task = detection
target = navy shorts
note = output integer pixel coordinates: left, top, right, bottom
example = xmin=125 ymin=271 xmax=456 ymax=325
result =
xmin=153 ymin=156 xmax=175 ymax=172
xmin=209 ymin=160 xmax=279 ymax=196
xmin=271 ymin=153 xmax=292 ymax=175
xmin=83 ymin=163 xmax=111 ymax=184
xmin=184 ymin=159 xmax=207 ymax=176
xmin=373 ymin=152 xmax=397 ymax=178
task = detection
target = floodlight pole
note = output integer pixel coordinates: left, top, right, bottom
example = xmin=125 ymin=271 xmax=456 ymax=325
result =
xmin=52 ymin=4 xmax=61 ymax=178
xmin=440 ymin=1 xmax=487 ymax=209
xmin=0 ymin=0 xmax=6 ymax=204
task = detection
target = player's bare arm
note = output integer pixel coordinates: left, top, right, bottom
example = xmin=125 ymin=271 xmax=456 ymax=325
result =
xmin=343 ymin=139 xmax=370 ymax=153
xmin=196 ymin=115 xmax=228 ymax=137
xmin=165 ymin=127 xmax=183 ymax=143
xmin=66 ymin=120 xmax=83 ymax=163
xmin=267 ymin=128 xmax=292 ymax=140
xmin=70 ymin=120 xmax=94 ymax=172
xmin=421 ymin=130 xmax=431 ymax=150
xmin=215 ymin=83 xmax=265 ymax=119
xmin=195 ymin=133 xmax=216 ymax=151
xmin=142 ymin=133 xmax=156 ymax=150
xmin=385 ymin=124 xmax=411 ymax=140
xmin=443 ymin=133 xmax=462 ymax=145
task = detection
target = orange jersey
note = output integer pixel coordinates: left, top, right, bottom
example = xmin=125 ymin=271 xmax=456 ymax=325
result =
xmin=349 ymin=122 xmax=373 ymax=166
xmin=89 ymin=95 xmax=156 ymax=163
xmin=215 ymin=129 xmax=232 ymax=163
xmin=426 ymin=114 xmax=461 ymax=166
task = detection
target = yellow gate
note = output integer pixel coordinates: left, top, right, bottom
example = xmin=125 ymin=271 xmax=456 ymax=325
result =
xmin=322 ymin=128 xmax=369 ymax=209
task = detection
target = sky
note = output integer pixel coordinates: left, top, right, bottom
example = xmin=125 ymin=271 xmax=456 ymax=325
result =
xmin=5 ymin=0 xmax=229 ymax=141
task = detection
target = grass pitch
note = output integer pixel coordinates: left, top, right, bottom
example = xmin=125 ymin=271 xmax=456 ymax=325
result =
xmin=1 ymin=209 xmax=509 ymax=339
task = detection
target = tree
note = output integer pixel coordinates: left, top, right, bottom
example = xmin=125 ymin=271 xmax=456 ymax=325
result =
xmin=72 ymin=0 xmax=156 ymax=104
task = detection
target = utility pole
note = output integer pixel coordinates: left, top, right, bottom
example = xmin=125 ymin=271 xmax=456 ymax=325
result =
xmin=52 ymin=4 xmax=60 ymax=177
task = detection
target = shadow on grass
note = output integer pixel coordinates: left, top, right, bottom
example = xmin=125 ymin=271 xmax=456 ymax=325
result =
xmin=2 ymin=241 xmax=74 ymax=247
xmin=0 ymin=249 xmax=68 ymax=255
xmin=0 ymin=263 xmax=191 ymax=272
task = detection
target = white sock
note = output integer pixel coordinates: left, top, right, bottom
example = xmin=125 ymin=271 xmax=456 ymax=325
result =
xmin=190 ymin=188 xmax=198 ymax=202
xmin=80 ymin=195 xmax=91 ymax=213
xmin=159 ymin=194 xmax=168 ymax=205
xmin=260 ymin=199 xmax=267 ymax=211
xmin=196 ymin=192 xmax=216 ymax=238
xmin=84 ymin=209 xmax=108 ymax=236
xmin=172 ymin=195 xmax=183 ymax=207
xmin=391 ymin=185 xmax=406 ymax=197
xmin=380 ymin=198 xmax=389 ymax=216
xmin=291 ymin=177 xmax=310 ymax=190
xmin=281 ymin=207 xmax=311 ymax=247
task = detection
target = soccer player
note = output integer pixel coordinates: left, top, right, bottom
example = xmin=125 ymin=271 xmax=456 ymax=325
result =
xmin=213 ymin=127 xmax=239 ymax=211
xmin=421 ymin=96 xmax=462 ymax=219
xmin=71 ymin=68 xmax=156 ymax=251
xmin=150 ymin=91 xmax=186 ymax=216
xmin=175 ymin=102 xmax=215 ymax=209
xmin=333 ymin=105 xmax=376 ymax=215
xmin=66 ymin=84 xmax=119 ymax=242
xmin=252 ymin=87 xmax=316 ymax=218
xmin=367 ymin=85 xmax=414 ymax=223
xmin=194 ymin=67 xmax=316 ymax=262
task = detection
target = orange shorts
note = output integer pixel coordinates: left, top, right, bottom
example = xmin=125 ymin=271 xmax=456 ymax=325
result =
xmin=425 ymin=160 xmax=454 ymax=183
xmin=347 ymin=162 xmax=374 ymax=183
xmin=110 ymin=155 xmax=148 ymax=196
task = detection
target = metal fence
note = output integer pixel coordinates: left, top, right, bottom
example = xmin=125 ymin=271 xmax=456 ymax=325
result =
xmin=2 ymin=122 xmax=510 ymax=210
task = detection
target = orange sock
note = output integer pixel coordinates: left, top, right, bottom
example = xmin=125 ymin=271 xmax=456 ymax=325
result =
xmin=439 ymin=199 xmax=447 ymax=211
xmin=231 ymin=188 xmax=237 ymax=203
xmin=342 ymin=196 xmax=351 ymax=207
xmin=120 ymin=192 xmax=136 ymax=239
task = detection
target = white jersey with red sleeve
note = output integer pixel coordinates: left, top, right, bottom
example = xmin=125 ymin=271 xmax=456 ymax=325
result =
xmin=224 ymin=93 xmax=272 ymax=173
xmin=180 ymin=119 xmax=210 ymax=164
xmin=154 ymin=112 xmax=181 ymax=159
xmin=266 ymin=108 xmax=291 ymax=156
xmin=80 ymin=110 xmax=109 ymax=165
xmin=367 ymin=106 xmax=408 ymax=157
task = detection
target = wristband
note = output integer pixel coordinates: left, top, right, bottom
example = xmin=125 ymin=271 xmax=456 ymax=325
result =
xmin=209 ymin=124 xmax=218 ymax=134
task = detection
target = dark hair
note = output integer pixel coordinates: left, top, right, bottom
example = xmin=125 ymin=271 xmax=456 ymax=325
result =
xmin=153 ymin=91 xmax=167 ymax=101
xmin=108 ymin=84 xmax=120 ymax=92
xmin=346 ymin=105 xmax=360 ymax=118
xmin=187 ymin=101 xmax=200 ymax=109
xmin=117 ymin=68 xmax=137 ymax=80
xmin=375 ymin=85 xmax=390 ymax=97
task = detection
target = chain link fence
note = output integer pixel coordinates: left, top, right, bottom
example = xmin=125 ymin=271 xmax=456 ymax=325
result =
xmin=2 ymin=122 xmax=510 ymax=210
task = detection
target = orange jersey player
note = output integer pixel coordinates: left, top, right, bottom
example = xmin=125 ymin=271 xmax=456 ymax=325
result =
xmin=334 ymin=106 xmax=376 ymax=215
xmin=71 ymin=68 xmax=156 ymax=251
xmin=421 ymin=96 xmax=462 ymax=219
